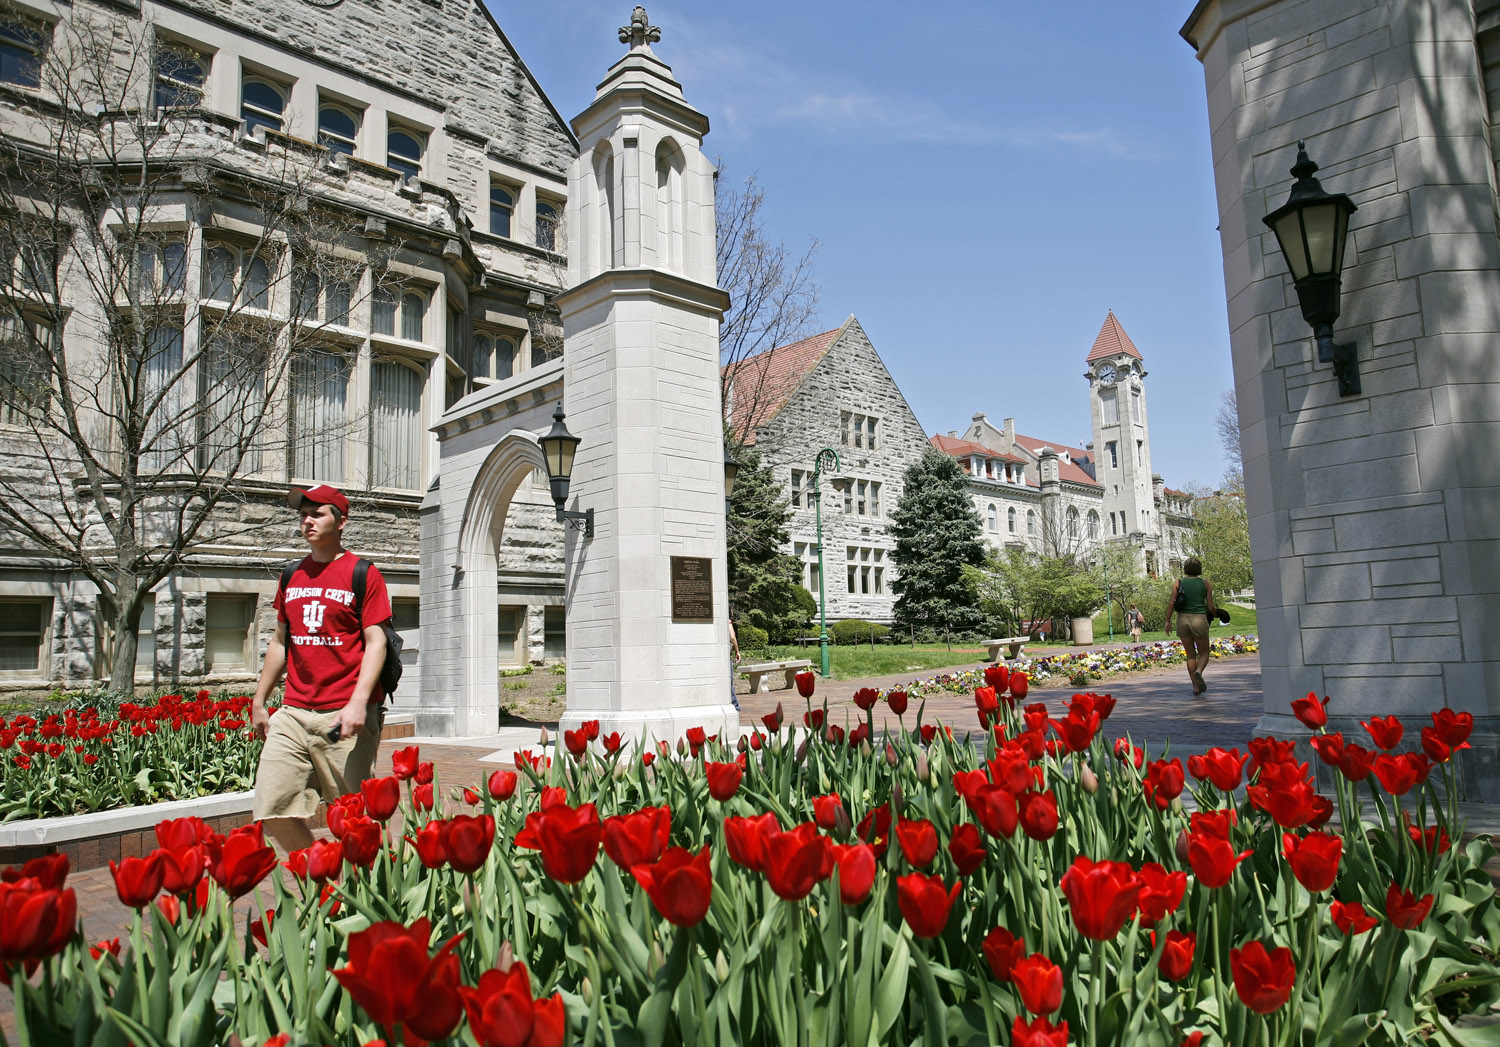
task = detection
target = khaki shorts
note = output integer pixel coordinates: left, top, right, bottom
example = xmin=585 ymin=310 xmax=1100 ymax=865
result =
xmin=1176 ymin=613 xmax=1211 ymax=643
xmin=253 ymin=704 xmax=383 ymax=821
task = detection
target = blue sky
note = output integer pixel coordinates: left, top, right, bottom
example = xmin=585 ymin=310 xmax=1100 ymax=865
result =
xmin=491 ymin=1 xmax=1238 ymax=490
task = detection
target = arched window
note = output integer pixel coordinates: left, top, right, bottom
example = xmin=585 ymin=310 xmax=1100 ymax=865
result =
xmin=490 ymin=183 xmax=514 ymax=238
xmin=472 ymin=334 xmax=491 ymax=380
xmin=370 ymin=359 xmax=423 ymax=490
xmin=1008 ymin=507 xmax=1016 ymax=534
xmin=155 ymin=47 xmax=207 ymax=110
xmin=1027 ymin=510 xmax=1037 ymax=536
xmin=536 ymin=200 xmax=558 ymax=252
xmin=655 ymin=140 xmax=684 ymax=270
xmin=387 ymin=129 xmax=423 ymax=179
xmin=318 ymin=105 xmax=359 ymax=155
xmin=1087 ymin=510 xmax=1100 ymax=540
xmin=241 ymin=78 xmax=286 ymax=135
xmin=1067 ymin=507 xmax=1080 ymax=540
xmin=986 ymin=504 xmax=997 ymax=532
xmin=495 ymin=337 xmax=515 ymax=380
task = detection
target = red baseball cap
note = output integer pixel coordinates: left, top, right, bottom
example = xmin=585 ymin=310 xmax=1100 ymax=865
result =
xmin=287 ymin=485 xmax=350 ymax=515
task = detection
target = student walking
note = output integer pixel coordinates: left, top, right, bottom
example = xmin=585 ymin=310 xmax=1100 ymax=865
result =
xmin=250 ymin=485 xmax=392 ymax=852
xmin=1126 ymin=602 xmax=1144 ymax=642
xmin=1165 ymin=557 xmax=1217 ymax=696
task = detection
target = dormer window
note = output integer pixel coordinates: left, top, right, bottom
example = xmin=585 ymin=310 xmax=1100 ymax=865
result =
xmin=387 ymin=128 xmax=424 ymax=179
xmin=241 ymin=77 xmax=287 ymax=135
xmin=318 ymin=104 xmax=360 ymax=156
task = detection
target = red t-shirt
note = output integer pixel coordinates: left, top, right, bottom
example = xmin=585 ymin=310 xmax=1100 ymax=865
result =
xmin=274 ymin=552 xmax=392 ymax=711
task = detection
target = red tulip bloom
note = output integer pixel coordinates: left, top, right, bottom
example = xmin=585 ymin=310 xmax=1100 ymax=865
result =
xmin=1143 ymin=758 xmax=1185 ymax=810
xmin=414 ymin=761 xmax=435 ymax=785
xmin=1308 ymin=793 xmax=1335 ymax=830
xmin=249 ymin=908 xmax=274 ymax=948
xmin=852 ymin=687 xmax=880 ymax=711
xmin=983 ymin=926 xmax=1025 ymax=982
xmin=795 ymin=671 xmax=816 ymax=698
xmin=804 ymin=708 xmax=825 ymax=730
xmin=0 ymin=880 xmax=77 ymax=975
xmin=886 ymin=690 xmax=909 ymax=716
xmin=632 ymin=846 xmax=713 ymax=927
xmin=952 ymin=769 xmax=989 ymax=801
xmin=825 ymin=724 xmax=846 ymax=746
xmin=441 ymin=815 xmax=496 ymax=874
xmin=763 ymin=702 xmax=785 ymax=732
xmin=1018 ymin=790 xmax=1059 ymax=841
xmin=948 ymin=823 xmax=987 ymax=876
xmin=975 ymin=686 xmax=999 ymax=720
xmin=1135 ymin=862 xmax=1187 ymax=927
xmin=155 ymin=816 xmax=213 ymax=852
xmin=1430 ymin=708 xmax=1474 ymax=749
xmin=705 ymin=761 xmax=743 ymax=801
xmin=830 ymin=842 xmax=877 ymax=905
xmin=1421 ymin=727 xmax=1455 ymax=763
xmin=360 ymin=776 xmax=401 ymax=822
xmin=534 ymin=802 xmax=603 ymax=884
xmin=989 ymin=750 xmax=1038 ymax=794
xmin=1372 ymin=751 xmax=1430 ymax=795
xmin=983 ymin=663 xmax=1010 ymax=692
xmin=602 ymin=807 xmax=671 ymax=871
xmin=1229 ymin=941 xmax=1296 ymax=1014
xmin=326 ymin=795 xmax=365 ymax=838
xmin=1052 ymin=710 xmax=1100 ymax=753
xmin=1406 ymin=821 xmax=1452 ymax=854
xmin=1113 ymin=737 xmax=1144 ymax=770
xmin=487 ymin=769 xmax=518 ymax=800
xmin=1282 ymin=832 xmax=1342 ymax=893
xmin=155 ymin=893 xmax=181 ymax=924
xmin=1361 ymin=715 xmax=1404 ymax=750
xmin=1187 ymin=833 xmax=1253 ymax=889
xmin=602 ymin=731 xmax=623 ymax=754
xmin=1336 ymin=743 xmax=1376 ymax=782
xmin=1060 ymin=856 xmax=1142 ymax=940
xmin=1012 ymin=953 xmax=1063 ymax=1015
xmin=1246 ymin=761 xmax=1319 ymax=828
xmin=459 ymin=962 xmax=565 ymax=1047
xmin=896 ymin=872 xmax=960 ymax=939
xmin=1386 ymin=882 xmax=1434 ymax=929
xmin=1191 ymin=747 xmax=1251 ymax=792
xmin=967 ymin=783 xmax=1019 ymax=839
xmin=763 ymin=824 xmax=833 ymax=901
xmin=563 ymin=728 xmax=589 ymax=758
xmin=1011 ymin=1016 xmax=1067 ymax=1047
xmin=1290 ymin=692 xmax=1328 ymax=729
xmin=856 ymin=804 xmax=892 ymax=857
xmin=724 ymin=812 xmax=779 ymax=872
xmin=331 ymin=918 xmax=463 ymax=1041
xmin=89 ymin=938 xmax=121 ymax=961
xmin=1310 ymin=732 xmax=1344 ymax=766
xmin=896 ymin=818 xmax=939 ymax=868
xmin=1330 ymin=899 xmax=1379 ymax=935
xmin=812 ymin=793 xmax=843 ymax=831
xmin=390 ymin=745 xmax=420 ymax=781
xmin=1009 ymin=672 xmax=1030 ymax=700
xmin=410 ymin=821 xmax=448 ymax=869
xmin=159 ymin=846 xmax=205 ymax=896
xmin=1156 ymin=930 xmax=1196 ymax=982
xmin=208 ymin=829 xmax=278 ymax=899
xmin=412 ymin=783 xmax=434 ymax=811
xmin=340 ymin=817 xmax=382 ymax=868
xmin=919 ymin=723 xmax=938 ymax=744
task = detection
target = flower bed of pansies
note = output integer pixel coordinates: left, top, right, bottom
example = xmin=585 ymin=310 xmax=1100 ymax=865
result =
xmin=908 ymin=636 xmax=1260 ymax=698
xmin=3 ymin=667 xmax=1496 ymax=1047
xmin=0 ymin=691 xmax=262 ymax=821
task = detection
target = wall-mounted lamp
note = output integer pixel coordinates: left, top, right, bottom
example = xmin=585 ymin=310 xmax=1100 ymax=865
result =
xmin=1262 ymin=141 xmax=1361 ymax=396
xmin=540 ymin=406 xmax=593 ymax=538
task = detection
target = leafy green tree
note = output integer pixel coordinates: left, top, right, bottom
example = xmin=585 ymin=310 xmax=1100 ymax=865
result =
xmin=1187 ymin=477 xmax=1253 ymax=593
xmin=889 ymin=449 xmax=987 ymax=636
xmin=726 ymin=442 xmax=811 ymax=642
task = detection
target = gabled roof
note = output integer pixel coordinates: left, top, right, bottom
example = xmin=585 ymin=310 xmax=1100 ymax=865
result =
xmin=723 ymin=321 xmax=847 ymax=445
xmin=1086 ymin=310 xmax=1143 ymax=363
xmin=1012 ymin=433 xmax=1102 ymax=488
xmin=930 ymin=434 xmax=1026 ymax=464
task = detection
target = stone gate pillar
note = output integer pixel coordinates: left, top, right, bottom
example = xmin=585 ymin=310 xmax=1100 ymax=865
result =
xmin=554 ymin=8 xmax=738 ymax=744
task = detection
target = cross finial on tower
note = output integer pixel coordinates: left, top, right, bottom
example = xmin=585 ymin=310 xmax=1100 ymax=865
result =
xmin=619 ymin=6 xmax=661 ymax=50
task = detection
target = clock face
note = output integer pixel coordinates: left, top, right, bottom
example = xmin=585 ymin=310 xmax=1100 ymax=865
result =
xmin=1098 ymin=365 xmax=1117 ymax=384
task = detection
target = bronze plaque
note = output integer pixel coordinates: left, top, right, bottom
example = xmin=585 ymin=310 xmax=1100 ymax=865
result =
xmin=670 ymin=556 xmax=714 ymax=622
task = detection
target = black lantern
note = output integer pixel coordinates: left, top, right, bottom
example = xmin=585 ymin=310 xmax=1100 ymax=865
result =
xmin=540 ymin=406 xmax=592 ymax=537
xmin=723 ymin=449 xmax=739 ymax=515
xmin=1262 ymin=141 xmax=1361 ymax=395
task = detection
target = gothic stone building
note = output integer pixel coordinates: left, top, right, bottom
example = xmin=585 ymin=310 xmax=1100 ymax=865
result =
xmin=0 ymin=0 xmax=574 ymax=692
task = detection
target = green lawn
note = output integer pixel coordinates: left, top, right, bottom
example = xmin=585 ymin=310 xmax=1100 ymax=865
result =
xmin=1091 ymin=601 xmax=1259 ymax=642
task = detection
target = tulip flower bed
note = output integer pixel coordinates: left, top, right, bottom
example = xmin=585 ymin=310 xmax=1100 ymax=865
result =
xmin=0 ymin=691 xmax=262 ymax=821
xmin=3 ymin=678 xmax=1497 ymax=1047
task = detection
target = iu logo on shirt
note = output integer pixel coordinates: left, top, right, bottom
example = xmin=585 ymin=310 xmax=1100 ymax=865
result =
xmin=302 ymin=600 xmax=326 ymax=634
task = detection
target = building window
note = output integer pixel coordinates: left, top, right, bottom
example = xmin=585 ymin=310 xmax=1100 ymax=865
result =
xmin=138 ymin=240 xmax=187 ymax=297
xmin=205 ymin=594 xmax=254 ymax=671
xmin=370 ymin=359 xmax=422 ymax=490
xmin=1027 ymin=510 xmax=1037 ymax=536
xmin=140 ymin=324 xmax=189 ymax=470
xmin=494 ymin=336 xmax=515 ymax=379
xmin=0 ymin=315 xmax=51 ymax=424
xmin=536 ymin=200 xmax=559 ymax=251
xmin=856 ymin=480 xmax=867 ymax=516
xmin=543 ymin=606 xmax=565 ymax=660
xmin=0 ymin=15 xmax=46 ymax=89
xmin=844 ymin=546 xmax=885 ymax=597
xmin=372 ymin=285 xmax=396 ymax=334
xmin=840 ymin=411 xmax=879 ymax=450
xmin=318 ymin=104 xmax=360 ymax=155
xmin=1067 ymin=507 xmax=1079 ymax=540
xmin=1101 ymin=390 xmax=1119 ymax=427
xmin=843 ymin=482 xmax=853 ymax=514
xmin=1132 ymin=388 xmax=1142 ymax=420
xmin=1137 ymin=440 xmax=1144 ymax=467
xmin=790 ymin=469 xmax=805 ymax=508
xmin=203 ymin=242 xmax=272 ymax=309
xmin=497 ymin=604 xmax=525 ymax=665
xmin=135 ymin=593 xmax=156 ymax=675
xmin=387 ymin=128 xmax=423 ymax=179
xmin=1008 ymin=507 xmax=1016 ymax=534
xmin=987 ymin=503 xmax=997 ymax=532
xmin=0 ymin=598 xmax=48 ymax=672
xmin=154 ymin=46 xmax=207 ymax=110
xmin=794 ymin=541 xmax=819 ymax=592
xmin=372 ymin=286 xmax=427 ymax=340
xmin=290 ymin=349 xmax=349 ymax=482
xmin=490 ymin=183 xmax=514 ymax=237
xmin=870 ymin=481 xmax=881 ymax=517
xmin=198 ymin=333 xmax=266 ymax=474
xmin=1087 ymin=511 xmax=1100 ymax=540
xmin=1106 ymin=441 xmax=1118 ymax=469
xmin=472 ymin=334 xmax=492 ymax=379
xmin=241 ymin=77 xmax=287 ymax=135
xmin=400 ymin=291 xmax=426 ymax=341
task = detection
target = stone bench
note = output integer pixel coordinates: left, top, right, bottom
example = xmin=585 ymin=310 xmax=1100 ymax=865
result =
xmin=983 ymin=636 xmax=1029 ymax=663
xmin=739 ymin=659 xmax=813 ymax=694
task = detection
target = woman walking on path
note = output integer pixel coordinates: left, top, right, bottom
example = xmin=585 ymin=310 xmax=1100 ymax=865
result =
xmin=1165 ymin=557 xmax=1217 ymax=696
xmin=1126 ymin=602 xmax=1144 ymax=642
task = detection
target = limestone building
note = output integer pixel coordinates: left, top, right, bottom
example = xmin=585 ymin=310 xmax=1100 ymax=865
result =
xmin=0 ymin=0 xmax=576 ymax=693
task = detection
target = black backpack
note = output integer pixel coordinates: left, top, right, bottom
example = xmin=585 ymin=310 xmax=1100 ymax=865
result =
xmin=278 ymin=557 xmax=405 ymax=699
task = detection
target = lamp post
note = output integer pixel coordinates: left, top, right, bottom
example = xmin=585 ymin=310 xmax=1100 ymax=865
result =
xmin=809 ymin=446 xmax=841 ymax=678
xmin=1263 ymin=141 xmax=1360 ymax=396
xmin=539 ymin=406 xmax=593 ymax=538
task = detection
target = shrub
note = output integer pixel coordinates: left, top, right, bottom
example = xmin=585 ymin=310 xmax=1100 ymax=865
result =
xmin=737 ymin=623 xmax=768 ymax=650
xmin=829 ymin=619 xmax=890 ymax=645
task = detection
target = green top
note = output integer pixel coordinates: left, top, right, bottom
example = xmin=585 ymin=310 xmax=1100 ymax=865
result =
xmin=1177 ymin=577 xmax=1209 ymax=616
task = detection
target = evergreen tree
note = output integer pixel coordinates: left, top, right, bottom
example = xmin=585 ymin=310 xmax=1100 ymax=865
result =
xmin=890 ymin=449 xmax=987 ymax=636
xmin=726 ymin=442 xmax=813 ymax=642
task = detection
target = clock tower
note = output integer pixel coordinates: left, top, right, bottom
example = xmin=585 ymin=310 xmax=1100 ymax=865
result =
xmin=1086 ymin=311 xmax=1158 ymax=572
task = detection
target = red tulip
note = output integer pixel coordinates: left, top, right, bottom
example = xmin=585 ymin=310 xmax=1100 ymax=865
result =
xmin=830 ymin=843 xmax=876 ymax=904
xmin=535 ymin=802 xmax=603 ymax=884
xmin=983 ymin=663 xmax=1010 ymax=692
xmin=326 ymin=795 xmax=365 ymax=837
xmin=1281 ymin=832 xmax=1342 ymax=893
xmin=886 ymin=690 xmax=909 ymax=716
xmin=603 ymin=732 xmax=623 ymax=754
xmin=1385 ymin=882 xmax=1434 ymax=929
xmin=564 ymin=728 xmax=589 ymax=758
xmin=583 ymin=719 xmax=600 ymax=741
xmin=724 ymin=812 xmax=779 ymax=872
xmin=155 ymin=817 xmax=213 ymax=852
xmin=1246 ymin=760 xmax=1319 ymax=828
xmin=952 ymin=769 xmax=989 ymax=801
xmin=1372 ymin=751 xmax=1429 ymax=795
xmin=412 ymin=783 xmax=435 ymax=811
xmin=1406 ymin=822 xmax=1452 ymax=854
xmin=391 ymin=745 xmax=420 ymax=781
xmin=249 ymin=908 xmax=274 ymax=948
xmin=763 ymin=824 xmax=833 ymax=901
xmin=705 ymin=761 xmax=743 ymax=801
xmin=1229 ymin=941 xmax=1296 ymax=1013
xmin=1361 ymin=715 xmax=1403 ymax=751
xmin=155 ymin=893 xmax=181 ymax=924
xmin=896 ymin=872 xmax=961 ymax=939
xmin=1157 ymin=930 xmax=1196 ymax=982
xmin=1336 ymin=743 xmax=1376 ymax=782
xmin=982 ymin=926 xmax=1025 ymax=982
xmin=812 ymin=793 xmax=843 ymax=831
xmin=804 ymin=708 xmax=825 ymax=730
xmin=1009 ymin=672 xmax=1030 ymax=700
xmin=856 ymin=804 xmax=892 ymax=857
xmin=1187 ymin=833 xmax=1253 ymax=889
xmin=442 ymin=815 xmax=496 ymax=874
xmin=948 ymin=823 xmax=987 ymax=876
xmin=631 ymin=846 xmax=713 ymax=927
xmin=1143 ymin=758 xmax=1185 ymax=810
xmin=209 ymin=828 xmax=277 ymax=899
xmin=919 ymin=723 xmax=938 ymax=744
xmin=599 ymin=808 xmax=668 ymax=872
xmin=1290 ymin=692 xmax=1328 ymax=729
xmin=0 ymin=880 xmax=77 ymax=974
xmin=1429 ymin=708 xmax=1474 ymax=749
xmin=1421 ymin=727 xmax=1454 ymax=763
xmin=1113 ymin=737 xmax=1144 ymax=769
xmin=1059 ymin=856 xmax=1142 ymax=940
xmin=1011 ymin=1016 xmax=1067 ymax=1047
xmin=1310 ymin=732 xmax=1344 ymax=766
xmin=1018 ymin=790 xmax=1059 ymax=841
xmin=795 ymin=671 xmax=815 ymax=698
xmin=763 ymin=702 xmax=785 ymax=732
xmin=1052 ymin=710 xmax=1099 ymax=753
xmin=852 ymin=687 xmax=880 ymax=711
xmin=895 ymin=818 xmax=939 ymax=868
xmin=1011 ymin=953 xmax=1063 ymax=1015
xmin=967 ymin=784 xmax=1019 ymax=839
xmin=360 ymin=776 xmax=401 ymax=822
xmin=1190 ymin=747 xmax=1250 ymax=791
xmin=1330 ymin=899 xmax=1378 ymax=935
xmin=459 ymin=962 xmax=565 ymax=1047
xmin=340 ymin=816 xmax=382 ymax=868
xmin=160 ymin=846 xmax=205 ymax=896
xmin=410 ymin=821 xmax=448 ymax=869
xmin=331 ymin=918 xmax=463 ymax=1041
xmin=825 ymin=723 xmax=846 ymax=746
xmin=415 ymin=761 xmax=435 ymax=785
xmin=1135 ymin=862 xmax=1187 ymax=927
xmin=89 ymin=938 xmax=121 ymax=961
xmin=975 ymin=686 xmax=999 ymax=720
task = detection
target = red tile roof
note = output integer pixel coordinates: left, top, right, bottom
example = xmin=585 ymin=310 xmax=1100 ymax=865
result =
xmin=1163 ymin=487 xmax=1192 ymax=498
xmin=1086 ymin=309 xmax=1143 ymax=363
xmin=1012 ymin=433 xmax=1102 ymax=488
xmin=929 ymin=434 xmax=1025 ymax=463
xmin=722 ymin=325 xmax=844 ymax=445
